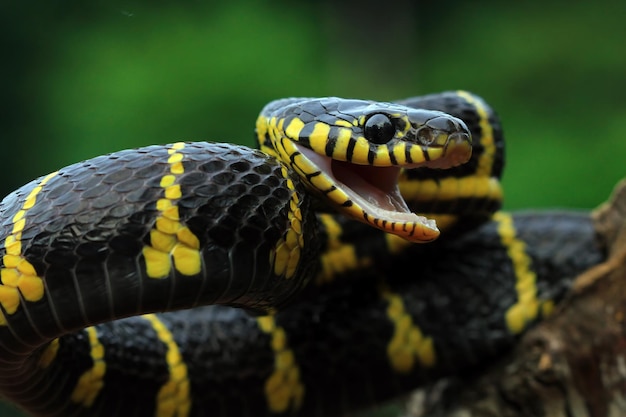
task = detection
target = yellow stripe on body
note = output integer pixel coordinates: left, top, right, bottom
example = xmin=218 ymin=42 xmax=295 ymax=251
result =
xmin=143 ymin=313 xmax=191 ymax=417
xmin=0 ymin=172 xmax=58 ymax=325
xmin=455 ymin=90 xmax=496 ymax=177
xmin=71 ymin=327 xmax=106 ymax=408
xmin=257 ymin=315 xmax=304 ymax=414
xmin=380 ymin=283 xmax=436 ymax=373
xmin=265 ymin=117 xmax=307 ymax=178
xmin=493 ymin=212 xmax=544 ymax=334
xmin=255 ymin=116 xmax=270 ymax=149
xmin=315 ymin=214 xmax=372 ymax=285
xmin=271 ymin=168 xmax=305 ymax=280
xmin=259 ymin=116 xmax=310 ymax=280
xmin=399 ymin=175 xmax=503 ymax=204
xmin=256 ymin=116 xmax=280 ymax=160
xmin=142 ymin=143 xmax=202 ymax=279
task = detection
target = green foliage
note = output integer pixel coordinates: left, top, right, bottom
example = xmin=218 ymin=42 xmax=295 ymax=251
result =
xmin=2 ymin=1 xmax=625 ymax=209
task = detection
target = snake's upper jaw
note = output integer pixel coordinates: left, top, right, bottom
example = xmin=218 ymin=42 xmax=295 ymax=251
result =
xmin=295 ymin=145 xmax=440 ymax=243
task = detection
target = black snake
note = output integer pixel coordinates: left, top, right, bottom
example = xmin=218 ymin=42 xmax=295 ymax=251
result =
xmin=0 ymin=91 xmax=605 ymax=416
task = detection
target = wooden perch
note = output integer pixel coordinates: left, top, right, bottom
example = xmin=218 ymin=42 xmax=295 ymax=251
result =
xmin=403 ymin=179 xmax=626 ymax=417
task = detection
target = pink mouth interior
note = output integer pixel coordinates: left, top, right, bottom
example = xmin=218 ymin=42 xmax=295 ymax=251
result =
xmin=330 ymin=160 xmax=410 ymax=213
xmin=296 ymin=145 xmax=433 ymax=225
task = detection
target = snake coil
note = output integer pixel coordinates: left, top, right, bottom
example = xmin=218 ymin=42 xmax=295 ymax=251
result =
xmin=0 ymin=91 xmax=605 ymax=416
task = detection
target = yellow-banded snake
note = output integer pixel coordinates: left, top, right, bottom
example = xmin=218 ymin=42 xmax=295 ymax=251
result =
xmin=0 ymin=91 xmax=605 ymax=416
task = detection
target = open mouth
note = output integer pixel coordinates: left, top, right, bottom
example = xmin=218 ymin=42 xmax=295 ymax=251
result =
xmin=295 ymin=144 xmax=437 ymax=237
xmin=330 ymin=160 xmax=423 ymax=221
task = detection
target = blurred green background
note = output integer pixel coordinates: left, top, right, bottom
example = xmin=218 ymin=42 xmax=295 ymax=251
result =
xmin=0 ymin=1 xmax=624 ymax=416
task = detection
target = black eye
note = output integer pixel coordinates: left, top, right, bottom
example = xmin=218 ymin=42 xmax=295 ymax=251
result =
xmin=364 ymin=114 xmax=395 ymax=144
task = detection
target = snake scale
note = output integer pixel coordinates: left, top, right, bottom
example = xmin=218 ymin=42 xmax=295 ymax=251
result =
xmin=0 ymin=91 xmax=605 ymax=416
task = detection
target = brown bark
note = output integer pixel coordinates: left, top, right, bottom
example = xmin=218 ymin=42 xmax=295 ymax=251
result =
xmin=404 ymin=179 xmax=626 ymax=417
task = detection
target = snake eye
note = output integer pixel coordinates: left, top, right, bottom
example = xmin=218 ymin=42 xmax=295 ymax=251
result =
xmin=363 ymin=114 xmax=395 ymax=144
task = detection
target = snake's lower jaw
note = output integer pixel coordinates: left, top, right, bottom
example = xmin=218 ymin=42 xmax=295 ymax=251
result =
xmin=331 ymin=161 xmax=440 ymax=241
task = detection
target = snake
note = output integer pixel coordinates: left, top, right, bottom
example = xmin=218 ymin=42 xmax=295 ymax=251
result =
xmin=0 ymin=91 xmax=605 ymax=417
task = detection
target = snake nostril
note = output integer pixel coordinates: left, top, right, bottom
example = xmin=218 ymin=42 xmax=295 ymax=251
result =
xmin=416 ymin=127 xmax=440 ymax=146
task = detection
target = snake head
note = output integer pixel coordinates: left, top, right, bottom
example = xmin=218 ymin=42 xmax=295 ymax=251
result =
xmin=257 ymin=97 xmax=472 ymax=243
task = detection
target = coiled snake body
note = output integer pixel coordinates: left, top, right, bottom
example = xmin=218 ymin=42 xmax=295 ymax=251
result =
xmin=0 ymin=91 xmax=605 ymax=416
